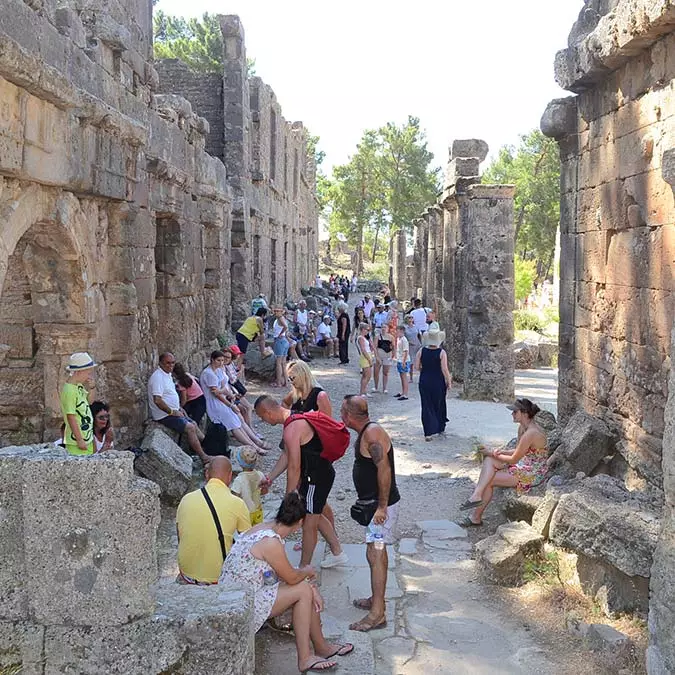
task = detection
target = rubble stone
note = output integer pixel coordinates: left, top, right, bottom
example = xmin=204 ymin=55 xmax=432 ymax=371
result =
xmin=553 ymin=411 xmax=614 ymax=476
xmin=137 ymin=427 xmax=193 ymax=505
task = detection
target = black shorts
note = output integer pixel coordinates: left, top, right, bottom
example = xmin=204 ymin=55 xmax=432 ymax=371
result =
xmin=236 ymin=332 xmax=251 ymax=353
xmin=299 ymin=464 xmax=335 ymax=514
xmin=316 ymin=339 xmax=328 ymax=348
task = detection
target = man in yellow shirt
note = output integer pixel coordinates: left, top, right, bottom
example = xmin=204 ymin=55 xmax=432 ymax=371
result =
xmin=176 ymin=456 xmax=251 ymax=585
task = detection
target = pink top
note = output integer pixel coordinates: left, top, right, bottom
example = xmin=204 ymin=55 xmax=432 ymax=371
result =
xmin=176 ymin=374 xmax=203 ymax=402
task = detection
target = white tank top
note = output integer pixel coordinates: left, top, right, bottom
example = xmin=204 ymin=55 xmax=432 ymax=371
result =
xmin=273 ymin=319 xmax=285 ymax=338
xmin=296 ymin=309 xmax=308 ymax=326
xmin=358 ymin=335 xmax=372 ymax=355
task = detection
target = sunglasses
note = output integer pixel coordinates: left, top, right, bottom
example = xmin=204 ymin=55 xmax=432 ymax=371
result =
xmin=288 ymin=375 xmax=296 ymax=382
xmin=96 ymin=414 xmax=110 ymax=420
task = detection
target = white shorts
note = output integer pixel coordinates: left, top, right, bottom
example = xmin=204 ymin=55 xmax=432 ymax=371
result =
xmin=365 ymin=501 xmax=400 ymax=545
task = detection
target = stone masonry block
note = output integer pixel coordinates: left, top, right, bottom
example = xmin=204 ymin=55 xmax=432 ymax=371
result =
xmin=558 ymin=410 xmax=614 ymax=475
xmin=21 ymin=451 xmax=160 ymax=626
xmin=137 ymin=427 xmax=193 ymax=505
xmin=450 ymin=139 xmax=489 ymax=161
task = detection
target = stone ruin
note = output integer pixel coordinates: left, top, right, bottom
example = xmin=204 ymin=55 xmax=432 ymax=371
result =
xmin=538 ymin=1 xmax=674 ymax=671
xmin=0 ymin=446 xmax=254 ymax=673
xmin=391 ymin=140 xmax=516 ymax=401
xmin=0 ymin=2 xmax=318 ymax=449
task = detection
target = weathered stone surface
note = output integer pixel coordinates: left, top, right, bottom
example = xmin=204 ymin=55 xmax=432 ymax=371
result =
xmin=137 ymin=427 xmax=193 ymax=505
xmin=584 ymin=623 xmax=632 ymax=656
xmin=242 ymin=342 xmax=276 ymax=380
xmin=554 ymin=411 xmax=614 ymax=476
xmin=548 ymin=475 xmax=660 ymax=578
xmin=501 ymin=491 xmax=544 ymax=524
xmin=450 ymin=139 xmax=489 ymax=162
xmin=540 ymin=97 xmax=578 ymax=139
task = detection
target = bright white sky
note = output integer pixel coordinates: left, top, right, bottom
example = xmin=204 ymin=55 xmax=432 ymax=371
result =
xmin=155 ymin=0 xmax=583 ymax=174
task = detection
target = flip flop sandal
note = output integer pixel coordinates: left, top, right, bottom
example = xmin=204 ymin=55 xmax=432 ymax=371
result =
xmin=256 ymin=448 xmax=268 ymax=456
xmin=459 ymin=499 xmax=483 ymax=511
xmin=349 ymin=617 xmax=387 ymax=632
xmin=325 ymin=643 xmax=354 ymax=658
xmin=301 ymin=659 xmax=337 ymax=673
xmin=458 ymin=515 xmax=483 ymax=528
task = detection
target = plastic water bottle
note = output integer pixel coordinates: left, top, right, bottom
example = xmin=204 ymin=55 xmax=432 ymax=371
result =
xmin=262 ymin=570 xmax=278 ymax=586
xmin=372 ymin=525 xmax=385 ymax=551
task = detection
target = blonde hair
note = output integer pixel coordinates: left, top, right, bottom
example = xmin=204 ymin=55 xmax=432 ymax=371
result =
xmin=286 ymin=359 xmax=319 ymax=401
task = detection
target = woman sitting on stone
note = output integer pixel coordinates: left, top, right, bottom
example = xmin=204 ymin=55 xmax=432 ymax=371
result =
xmin=220 ymin=492 xmax=354 ymax=673
xmin=173 ymin=362 xmax=207 ymax=426
xmin=458 ymin=398 xmax=548 ymax=527
xmin=90 ymin=401 xmax=114 ymax=453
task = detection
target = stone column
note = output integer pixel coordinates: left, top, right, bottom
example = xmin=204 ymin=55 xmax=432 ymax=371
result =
xmin=391 ymin=228 xmax=407 ymax=301
xmin=412 ymin=217 xmax=427 ymax=298
xmin=648 ymin=148 xmax=675 ymax=675
xmin=423 ymin=210 xmax=435 ymax=304
xmin=220 ymin=15 xmax=251 ymax=324
xmin=462 ymin=185 xmax=516 ymax=401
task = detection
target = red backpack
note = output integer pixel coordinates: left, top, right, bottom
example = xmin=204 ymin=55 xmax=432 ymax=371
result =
xmin=283 ymin=411 xmax=350 ymax=463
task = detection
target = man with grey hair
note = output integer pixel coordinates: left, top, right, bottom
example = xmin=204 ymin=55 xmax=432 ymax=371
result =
xmin=336 ymin=301 xmax=351 ymax=365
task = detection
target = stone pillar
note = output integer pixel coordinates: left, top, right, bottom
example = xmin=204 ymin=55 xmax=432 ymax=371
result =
xmin=462 ymin=185 xmax=516 ymax=401
xmin=423 ymin=210 xmax=435 ymax=304
xmin=412 ymin=217 xmax=427 ymax=298
xmin=391 ymin=228 xmax=407 ymax=301
xmin=432 ymin=206 xmax=444 ymax=301
xmin=220 ymin=15 xmax=251 ymax=324
xmin=648 ymin=148 xmax=675 ymax=675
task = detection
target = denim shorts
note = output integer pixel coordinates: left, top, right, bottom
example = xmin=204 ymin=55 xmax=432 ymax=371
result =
xmin=273 ymin=337 xmax=290 ymax=357
xmin=397 ymin=361 xmax=411 ymax=374
xmin=158 ymin=414 xmax=193 ymax=432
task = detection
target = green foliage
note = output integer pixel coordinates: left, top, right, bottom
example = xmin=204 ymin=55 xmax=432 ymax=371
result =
xmin=327 ymin=117 xmax=440 ymax=274
xmin=514 ymin=309 xmax=545 ymax=332
xmin=543 ymin=306 xmax=560 ymax=325
xmin=515 ymin=257 xmax=537 ymax=303
xmin=153 ymin=12 xmax=256 ymax=75
xmin=523 ymin=551 xmax=562 ymax=585
xmin=484 ymin=130 xmax=560 ymax=281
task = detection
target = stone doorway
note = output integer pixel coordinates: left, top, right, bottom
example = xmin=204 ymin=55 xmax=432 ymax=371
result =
xmin=0 ymin=219 xmax=95 ymax=445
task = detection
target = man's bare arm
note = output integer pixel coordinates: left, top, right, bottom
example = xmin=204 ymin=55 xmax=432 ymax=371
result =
xmin=369 ymin=437 xmax=391 ymax=509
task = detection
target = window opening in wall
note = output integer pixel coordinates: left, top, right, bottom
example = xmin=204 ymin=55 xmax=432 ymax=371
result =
xmin=270 ymin=239 xmax=277 ymax=301
xmin=284 ymin=138 xmax=288 ymax=192
xmin=293 ymin=149 xmax=299 ymax=199
xmin=270 ymin=109 xmax=277 ymax=182
xmin=253 ymin=235 xmax=261 ymax=284
xmin=283 ymin=241 xmax=288 ymax=298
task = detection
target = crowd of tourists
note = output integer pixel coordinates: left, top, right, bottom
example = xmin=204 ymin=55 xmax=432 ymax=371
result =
xmin=57 ymin=278 xmax=551 ymax=674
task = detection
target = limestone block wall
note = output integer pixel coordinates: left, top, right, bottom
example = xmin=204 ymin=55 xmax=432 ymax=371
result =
xmin=395 ymin=140 xmax=515 ymax=400
xmin=156 ymin=16 xmax=319 ymax=324
xmin=541 ymin=0 xmax=675 ymax=492
xmin=0 ymin=0 xmax=232 ymax=446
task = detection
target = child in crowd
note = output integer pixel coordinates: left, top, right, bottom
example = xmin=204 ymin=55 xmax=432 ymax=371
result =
xmin=394 ymin=325 xmax=410 ymax=400
xmin=60 ymin=352 xmax=97 ymax=456
xmin=231 ymin=446 xmax=267 ymax=525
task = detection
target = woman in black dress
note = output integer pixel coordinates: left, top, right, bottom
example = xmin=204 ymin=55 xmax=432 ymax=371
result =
xmin=414 ymin=323 xmax=452 ymax=441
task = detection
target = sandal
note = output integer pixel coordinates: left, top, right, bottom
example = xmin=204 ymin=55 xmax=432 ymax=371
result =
xmin=349 ymin=616 xmax=387 ymax=632
xmin=457 ymin=515 xmax=483 ymax=528
xmin=301 ymin=658 xmax=337 ymax=673
xmin=459 ymin=498 xmax=483 ymax=511
xmin=325 ymin=643 xmax=354 ymax=658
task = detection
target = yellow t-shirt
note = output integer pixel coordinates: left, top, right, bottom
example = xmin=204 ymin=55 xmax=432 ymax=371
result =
xmin=237 ymin=316 xmax=261 ymax=340
xmin=60 ymin=382 xmax=94 ymax=456
xmin=177 ymin=478 xmax=251 ymax=583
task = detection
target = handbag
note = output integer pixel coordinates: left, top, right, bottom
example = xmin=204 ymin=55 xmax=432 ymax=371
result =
xmin=350 ymin=499 xmax=378 ymax=526
xmin=231 ymin=379 xmax=247 ymax=396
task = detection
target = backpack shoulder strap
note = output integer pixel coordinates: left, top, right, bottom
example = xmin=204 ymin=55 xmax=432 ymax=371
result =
xmin=201 ymin=487 xmax=227 ymax=561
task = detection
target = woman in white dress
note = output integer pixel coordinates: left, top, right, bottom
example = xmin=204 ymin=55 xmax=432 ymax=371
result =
xmin=220 ymin=493 xmax=354 ymax=673
xmin=200 ymin=350 xmax=269 ymax=455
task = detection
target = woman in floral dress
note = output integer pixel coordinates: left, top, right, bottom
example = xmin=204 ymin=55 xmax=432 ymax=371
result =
xmin=220 ymin=493 xmax=354 ymax=673
xmin=457 ymin=398 xmax=549 ymax=527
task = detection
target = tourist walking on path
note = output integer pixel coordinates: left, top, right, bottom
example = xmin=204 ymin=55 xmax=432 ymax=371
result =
xmin=272 ymin=306 xmax=295 ymax=388
xmin=282 ymin=360 xmax=333 ymax=417
xmin=254 ymin=396 xmax=347 ymax=569
xmin=61 ymin=352 xmax=97 ymax=456
xmin=173 ymin=362 xmax=207 ymax=425
xmin=373 ymin=323 xmax=394 ymax=394
xmin=403 ymin=314 xmax=421 ymax=383
xmin=459 ymin=398 xmax=549 ymax=527
xmin=394 ymin=325 xmax=410 ymax=400
xmin=414 ymin=323 xmax=452 ymax=441
xmin=352 ymin=306 xmax=366 ymax=345
xmin=336 ymin=302 xmax=351 ymax=365
xmin=220 ymin=493 xmax=354 ymax=673
xmin=356 ymin=323 xmax=375 ymax=396
xmin=200 ymin=351 xmax=270 ymax=455
xmin=341 ymin=395 xmax=400 ymax=632
xmin=90 ymin=401 xmax=114 ymax=452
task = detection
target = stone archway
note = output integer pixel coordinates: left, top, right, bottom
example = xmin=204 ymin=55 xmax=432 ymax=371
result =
xmin=0 ymin=185 xmax=98 ymax=445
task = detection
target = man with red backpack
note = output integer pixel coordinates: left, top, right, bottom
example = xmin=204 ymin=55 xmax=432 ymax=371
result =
xmin=254 ymin=395 xmax=349 ymax=568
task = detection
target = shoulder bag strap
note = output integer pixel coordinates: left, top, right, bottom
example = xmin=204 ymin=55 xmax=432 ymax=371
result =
xmin=201 ymin=487 xmax=227 ymax=561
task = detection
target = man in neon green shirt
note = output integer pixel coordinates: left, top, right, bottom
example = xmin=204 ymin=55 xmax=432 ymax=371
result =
xmin=60 ymin=352 xmax=97 ymax=456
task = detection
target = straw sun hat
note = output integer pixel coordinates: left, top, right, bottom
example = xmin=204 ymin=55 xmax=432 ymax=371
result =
xmin=422 ymin=322 xmax=445 ymax=348
xmin=65 ymin=352 xmax=98 ymax=371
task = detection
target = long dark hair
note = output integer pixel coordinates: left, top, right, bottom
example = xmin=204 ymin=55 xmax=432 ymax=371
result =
xmin=275 ymin=492 xmax=307 ymax=525
xmin=173 ymin=362 xmax=193 ymax=390
xmin=90 ymin=401 xmax=110 ymax=436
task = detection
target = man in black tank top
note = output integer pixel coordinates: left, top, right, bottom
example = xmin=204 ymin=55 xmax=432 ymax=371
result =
xmin=340 ymin=395 xmax=400 ymax=633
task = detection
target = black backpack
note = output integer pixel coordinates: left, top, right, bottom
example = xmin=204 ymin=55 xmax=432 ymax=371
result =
xmin=202 ymin=421 xmax=230 ymax=457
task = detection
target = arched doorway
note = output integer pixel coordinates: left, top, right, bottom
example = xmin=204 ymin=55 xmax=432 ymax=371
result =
xmin=0 ymin=219 xmax=94 ymax=445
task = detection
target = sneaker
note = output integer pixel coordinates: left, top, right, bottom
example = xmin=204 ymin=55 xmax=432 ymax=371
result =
xmin=383 ymin=389 xmax=388 ymax=394
xmin=394 ymin=393 xmax=402 ymax=398
xmin=365 ymin=393 xmax=373 ymax=398
xmin=371 ymin=388 xmax=378 ymax=393
xmin=320 ymin=551 xmax=349 ymax=569
xmin=398 ymin=396 xmax=409 ymax=400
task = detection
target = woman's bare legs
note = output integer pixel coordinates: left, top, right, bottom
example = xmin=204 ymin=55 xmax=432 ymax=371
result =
xmin=382 ymin=365 xmax=390 ymax=392
xmin=270 ymin=584 xmax=340 ymax=672
xmin=231 ymin=426 xmax=267 ymax=453
xmin=373 ymin=361 xmax=381 ymax=390
xmin=237 ymin=397 xmax=253 ymax=427
xmin=360 ymin=366 xmax=372 ymax=395
xmin=467 ymin=459 xmax=519 ymax=524
xmin=275 ymin=356 xmax=286 ymax=387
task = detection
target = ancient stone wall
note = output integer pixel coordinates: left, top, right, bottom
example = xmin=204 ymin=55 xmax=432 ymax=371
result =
xmin=540 ymin=2 xmax=675 ymax=670
xmin=0 ymin=3 xmax=317 ymax=447
xmin=394 ymin=140 xmax=515 ymax=401
xmin=156 ymin=16 xmax=319 ymax=324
